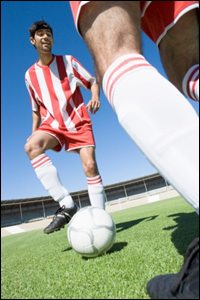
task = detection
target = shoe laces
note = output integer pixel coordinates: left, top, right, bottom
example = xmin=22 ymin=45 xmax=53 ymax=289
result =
xmin=48 ymin=206 xmax=66 ymax=223
xmin=54 ymin=206 xmax=65 ymax=215
xmin=171 ymin=236 xmax=199 ymax=294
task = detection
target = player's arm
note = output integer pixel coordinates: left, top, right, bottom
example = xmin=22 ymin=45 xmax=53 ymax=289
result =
xmin=27 ymin=111 xmax=41 ymax=142
xmin=70 ymin=56 xmax=100 ymax=114
xmin=86 ymin=83 xmax=101 ymax=114
xmin=32 ymin=110 xmax=41 ymax=133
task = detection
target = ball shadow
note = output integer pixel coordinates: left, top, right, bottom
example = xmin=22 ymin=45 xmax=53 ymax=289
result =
xmin=81 ymin=241 xmax=128 ymax=260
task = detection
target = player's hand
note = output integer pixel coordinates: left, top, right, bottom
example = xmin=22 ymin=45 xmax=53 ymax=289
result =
xmin=86 ymin=99 xmax=100 ymax=114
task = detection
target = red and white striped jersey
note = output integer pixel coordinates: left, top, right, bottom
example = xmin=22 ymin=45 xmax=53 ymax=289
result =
xmin=25 ymin=55 xmax=96 ymax=132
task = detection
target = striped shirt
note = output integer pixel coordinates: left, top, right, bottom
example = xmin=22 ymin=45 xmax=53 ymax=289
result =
xmin=25 ymin=55 xmax=96 ymax=132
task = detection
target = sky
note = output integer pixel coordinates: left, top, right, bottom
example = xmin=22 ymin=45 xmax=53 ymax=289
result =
xmin=1 ymin=1 xmax=199 ymax=201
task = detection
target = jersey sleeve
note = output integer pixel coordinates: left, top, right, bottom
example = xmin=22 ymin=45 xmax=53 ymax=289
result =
xmin=25 ymin=71 xmax=39 ymax=112
xmin=70 ymin=56 xmax=96 ymax=89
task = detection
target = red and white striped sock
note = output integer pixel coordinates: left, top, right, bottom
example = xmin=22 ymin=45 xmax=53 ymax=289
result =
xmin=87 ymin=175 xmax=105 ymax=210
xmin=102 ymin=54 xmax=199 ymax=214
xmin=103 ymin=53 xmax=154 ymax=108
xmin=182 ymin=64 xmax=199 ymax=102
xmin=31 ymin=153 xmax=74 ymax=208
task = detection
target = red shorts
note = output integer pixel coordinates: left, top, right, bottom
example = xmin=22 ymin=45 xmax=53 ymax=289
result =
xmin=69 ymin=1 xmax=199 ymax=45
xmin=141 ymin=1 xmax=199 ymax=45
xmin=35 ymin=123 xmax=95 ymax=153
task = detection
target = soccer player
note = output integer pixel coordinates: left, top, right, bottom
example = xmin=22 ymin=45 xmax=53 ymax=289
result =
xmin=69 ymin=1 xmax=199 ymax=299
xmin=24 ymin=20 xmax=106 ymax=235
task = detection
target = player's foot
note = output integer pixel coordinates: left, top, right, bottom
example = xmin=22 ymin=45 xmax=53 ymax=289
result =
xmin=44 ymin=204 xmax=79 ymax=234
xmin=147 ymin=236 xmax=199 ymax=299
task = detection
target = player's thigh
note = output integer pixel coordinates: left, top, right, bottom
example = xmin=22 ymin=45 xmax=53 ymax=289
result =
xmin=79 ymin=1 xmax=142 ymax=84
xmin=26 ymin=131 xmax=59 ymax=152
xmin=158 ymin=9 xmax=199 ymax=92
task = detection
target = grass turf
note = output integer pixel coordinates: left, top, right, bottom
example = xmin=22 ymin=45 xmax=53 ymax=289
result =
xmin=1 ymin=196 xmax=199 ymax=299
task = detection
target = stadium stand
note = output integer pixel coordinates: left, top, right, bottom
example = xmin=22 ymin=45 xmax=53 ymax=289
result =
xmin=1 ymin=172 xmax=178 ymax=227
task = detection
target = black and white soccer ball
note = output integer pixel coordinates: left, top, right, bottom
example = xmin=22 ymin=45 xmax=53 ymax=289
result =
xmin=67 ymin=206 xmax=116 ymax=257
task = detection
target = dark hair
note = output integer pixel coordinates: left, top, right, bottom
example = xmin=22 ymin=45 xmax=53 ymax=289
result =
xmin=29 ymin=20 xmax=53 ymax=38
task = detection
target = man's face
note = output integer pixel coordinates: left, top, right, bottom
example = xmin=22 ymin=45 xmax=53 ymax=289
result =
xmin=30 ymin=29 xmax=54 ymax=53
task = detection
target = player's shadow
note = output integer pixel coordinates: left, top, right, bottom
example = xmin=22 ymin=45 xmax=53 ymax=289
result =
xmin=164 ymin=212 xmax=199 ymax=256
xmin=62 ymin=246 xmax=72 ymax=252
xmin=116 ymin=215 xmax=158 ymax=233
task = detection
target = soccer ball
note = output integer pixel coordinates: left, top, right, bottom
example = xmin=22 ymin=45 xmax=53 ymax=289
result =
xmin=67 ymin=206 xmax=116 ymax=258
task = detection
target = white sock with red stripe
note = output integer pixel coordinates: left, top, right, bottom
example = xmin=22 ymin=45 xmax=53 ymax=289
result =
xmin=182 ymin=64 xmax=199 ymax=101
xmin=103 ymin=54 xmax=199 ymax=214
xmin=87 ymin=175 xmax=105 ymax=210
xmin=31 ymin=153 xmax=74 ymax=208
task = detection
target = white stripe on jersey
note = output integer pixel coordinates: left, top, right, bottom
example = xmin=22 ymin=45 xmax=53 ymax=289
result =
xmin=71 ymin=57 xmax=96 ymax=88
xmin=141 ymin=1 xmax=152 ymax=17
xmin=25 ymin=71 xmax=40 ymax=111
xmin=49 ymin=58 xmax=76 ymax=131
xmin=64 ymin=55 xmax=77 ymax=94
xmin=34 ymin=64 xmax=54 ymax=117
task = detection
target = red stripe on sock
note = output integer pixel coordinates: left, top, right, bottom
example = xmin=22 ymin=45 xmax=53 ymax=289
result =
xmin=108 ymin=62 xmax=151 ymax=103
xmin=105 ymin=57 xmax=146 ymax=97
xmin=187 ymin=66 xmax=199 ymax=100
xmin=87 ymin=176 xmax=102 ymax=185
xmin=32 ymin=156 xmax=50 ymax=169
xmin=191 ymin=74 xmax=199 ymax=102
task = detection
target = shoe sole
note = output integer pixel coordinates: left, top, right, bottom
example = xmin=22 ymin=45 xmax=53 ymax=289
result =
xmin=44 ymin=225 xmax=65 ymax=234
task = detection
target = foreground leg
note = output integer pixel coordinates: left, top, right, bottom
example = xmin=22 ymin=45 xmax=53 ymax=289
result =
xmin=79 ymin=1 xmax=199 ymax=214
xmin=147 ymin=236 xmax=199 ymax=299
xmin=76 ymin=2 xmax=199 ymax=299
xmin=79 ymin=1 xmax=142 ymax=82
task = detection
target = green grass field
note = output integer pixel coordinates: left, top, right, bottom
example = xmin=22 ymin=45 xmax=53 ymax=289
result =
xmin=1 ymin=196 xmax=199 ymax=299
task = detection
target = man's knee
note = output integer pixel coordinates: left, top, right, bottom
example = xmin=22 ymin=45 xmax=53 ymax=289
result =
xmin=86 ymin=160 xmax=97 ymax=172
xmin=24 ymin=140 xmax=42 ymax=159
xmin=84 ymin=159 xmax=98 ymax=176
xmin=24 ymin=140 xmax=32 ymax=155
